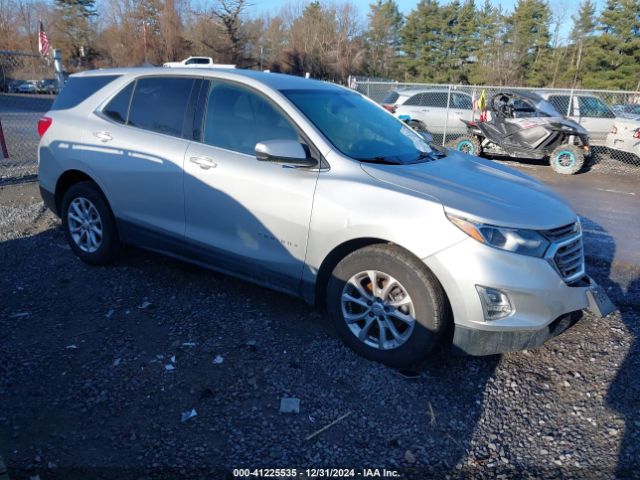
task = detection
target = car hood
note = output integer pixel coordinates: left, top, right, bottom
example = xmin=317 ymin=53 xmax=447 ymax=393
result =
xmin=361 ymin=152 xmax=577 ymax=230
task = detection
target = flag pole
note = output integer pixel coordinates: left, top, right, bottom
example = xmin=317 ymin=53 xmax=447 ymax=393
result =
xmin=143 ymin=21 xmax=148 ymax=65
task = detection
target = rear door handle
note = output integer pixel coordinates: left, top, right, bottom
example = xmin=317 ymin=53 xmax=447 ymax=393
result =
xmin=189 ymin=156 xmax=217 ymax=169
xmin=93 ymin=131 xmax=112 ymax=143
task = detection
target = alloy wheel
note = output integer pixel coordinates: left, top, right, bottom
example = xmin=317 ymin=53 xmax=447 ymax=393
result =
xmin=67 ymin=197 xmax=103 ymax=253
xmin=341 ymin=270 xmax=416 ymax=350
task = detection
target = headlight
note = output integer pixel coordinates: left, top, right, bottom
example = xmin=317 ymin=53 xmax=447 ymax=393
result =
xmin=446 ymin=213 xmax=549 ymax=257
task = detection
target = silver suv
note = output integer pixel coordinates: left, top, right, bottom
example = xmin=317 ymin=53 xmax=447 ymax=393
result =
xmin=38 ymin=69 xmax=613 ymax=367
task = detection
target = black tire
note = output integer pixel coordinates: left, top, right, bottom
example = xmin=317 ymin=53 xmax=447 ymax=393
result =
xmin=61 ymin=181 xmax=121 ymax=265
xmin=408 ymin=120 xmax=427 ymax=131
xmin=446 ymin=135 xmax=481 ymax=156
xmin=549 ymin=144 xmax=585 ymax=175
xmin=326 ymin=244 xmax=450 ymax=368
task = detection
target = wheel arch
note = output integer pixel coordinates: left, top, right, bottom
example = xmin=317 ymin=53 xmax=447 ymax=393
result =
xmin=312 ymin=237 xmax=452 ymax=318
xmin=54 ymin=170 xmax=116 ymax=223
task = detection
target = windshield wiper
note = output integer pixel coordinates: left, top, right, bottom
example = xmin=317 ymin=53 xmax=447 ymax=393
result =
xmin=358 ymin=156 xmax=400 ymax=165
xmin=414 ymin=149 xmax=446 ymax=162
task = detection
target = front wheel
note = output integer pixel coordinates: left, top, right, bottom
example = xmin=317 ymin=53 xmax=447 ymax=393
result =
xmin=447 ymin=135 xmax=481 ymax=156
xmin=326 ymin=245 xmax=450 ymax=368
xmin=549 ymin=144 xmax=585 ymax=175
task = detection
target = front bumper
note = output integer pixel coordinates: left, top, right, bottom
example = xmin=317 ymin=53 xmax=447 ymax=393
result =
xmin=423 ymin=237 xmax=595 ymax=355
xmin=453 ymin=311 xmax=582 ymax=355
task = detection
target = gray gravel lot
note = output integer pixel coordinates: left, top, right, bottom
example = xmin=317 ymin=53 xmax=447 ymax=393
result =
xmin=0 ymin=171 xmax=638 ymax=480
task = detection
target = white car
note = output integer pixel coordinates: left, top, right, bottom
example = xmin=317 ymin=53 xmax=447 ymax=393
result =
xmin=18 ymin=80 xmax=38 ymax=93
xmin=382 ymin=89 xmax=473 ymax=135
xmin=163 ymin=56 xmax=235 ymax=69
xmin=606 ymin=117 xmax=640 ymax=157
xmin=539 ymin=92 xmax=640 ymax=144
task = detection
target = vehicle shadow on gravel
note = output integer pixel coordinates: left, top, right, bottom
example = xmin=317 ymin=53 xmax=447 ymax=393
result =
xmin=580 ymin=216 xmax=639 ymax=478
xmin=0 ymin=220 xmax=503 ymax=479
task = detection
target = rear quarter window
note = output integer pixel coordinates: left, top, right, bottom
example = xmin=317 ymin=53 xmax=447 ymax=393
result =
xmin=102 ymin=82 xmax=134 ymax=124
xmin=50 ymin=75 xmax=120 ymax=111
xmin=382 ymin=91 xmax=400 ymax=104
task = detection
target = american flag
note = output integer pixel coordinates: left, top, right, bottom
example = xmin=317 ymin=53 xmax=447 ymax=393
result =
xmin=38 ymin=21 xmax=50 ymax=57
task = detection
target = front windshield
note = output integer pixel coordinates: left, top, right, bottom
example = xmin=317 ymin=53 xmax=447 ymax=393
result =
xmin=283 ymin=88 xmax=435 ymax=164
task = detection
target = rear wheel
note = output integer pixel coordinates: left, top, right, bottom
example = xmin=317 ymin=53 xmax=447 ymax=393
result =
xmin=549 ymin=144 xmax=584 ymax=175
xmin=447 ymin=135 xmax=481 ymax=156
xmin=326 ymin=244 xmax=449 ymax=368
xmin=61 ymin=182 xmax=121 ymax=265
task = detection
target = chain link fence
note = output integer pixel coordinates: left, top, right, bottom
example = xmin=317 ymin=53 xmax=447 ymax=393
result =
xmin=354 ymin=79 xmax=640 ymax=175
xmin=0 ymin=51 xmax=56 ymax=181
xmin=2 ymin=58 xmax=639 ymax=181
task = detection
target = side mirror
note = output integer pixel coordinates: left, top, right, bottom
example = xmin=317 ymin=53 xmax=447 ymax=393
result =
xmin=255 ymin=140 xmax=316 ymax=167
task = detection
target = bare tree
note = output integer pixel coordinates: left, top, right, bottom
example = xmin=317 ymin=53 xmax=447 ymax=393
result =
xmin=211 ymin=0 xmax=250 ymax=64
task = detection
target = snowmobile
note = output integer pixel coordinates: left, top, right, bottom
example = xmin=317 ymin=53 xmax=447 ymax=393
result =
xmin=447 ymin=91 xmax=591 ymax=174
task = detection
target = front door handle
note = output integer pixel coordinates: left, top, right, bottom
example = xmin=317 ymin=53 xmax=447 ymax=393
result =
xmin=93 ymin=131 xmax=112 ymax=143
xmin=189 ymin=156 xmax=217 ymax=169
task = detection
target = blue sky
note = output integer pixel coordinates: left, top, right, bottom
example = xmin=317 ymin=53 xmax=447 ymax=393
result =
xmin=253 ymin=0 xmax=606 ymax=43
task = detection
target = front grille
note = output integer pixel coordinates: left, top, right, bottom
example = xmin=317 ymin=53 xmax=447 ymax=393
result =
xmin=543 ymin=222 xmax=580 ymax=241
xmin=553 ymin=237 xmax=584 ymax=281
xmin=542 ymin=221 xmax=585 ymax=283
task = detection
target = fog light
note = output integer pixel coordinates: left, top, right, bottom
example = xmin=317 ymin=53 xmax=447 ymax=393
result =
xmin=475 ymin=285 xmax=513 ymax=321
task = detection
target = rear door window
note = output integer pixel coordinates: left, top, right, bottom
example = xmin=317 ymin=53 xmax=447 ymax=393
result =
xmin=422 ymin=93 xmax=448 ymax=108
xmin=51 ymin=75 xmax=120 ymax=110
xmin=127 ymin=77 xmax=196 ymax=137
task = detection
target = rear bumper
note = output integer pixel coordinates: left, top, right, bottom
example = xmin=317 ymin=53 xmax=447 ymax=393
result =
xmin=452 ymin=310 xmax=583 ymax=356
xmin=39 ymin=185 xmax=58 ymax=216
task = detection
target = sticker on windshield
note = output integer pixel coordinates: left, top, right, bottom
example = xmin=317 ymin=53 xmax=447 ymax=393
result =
xmin=400 ymin=125 xmax=430 ymax=152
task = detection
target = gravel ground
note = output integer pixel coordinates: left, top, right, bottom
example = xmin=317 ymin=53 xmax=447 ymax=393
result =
xmin=0 ymin=177 xmax=638 ymax=480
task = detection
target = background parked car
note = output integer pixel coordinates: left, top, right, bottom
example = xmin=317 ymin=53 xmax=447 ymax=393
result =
xmin=36 ymin=79 xmax=59 ymax=94
xmin=382 ymin=88 xmax=473 ymax=135
xmin=5 ymin=79 xmax=23 ymax=93
xmin=163 ymin=56 xmax=235 ymax=68
xmin=17 ymin=80 xmax=38 ymax=94
xmin=606 ymin=118 xmax=640 ymax=158
xmin=612 ymin=103 xmax=640 ymax=119
xmin=539 ymin=92 xmax=630 ymax=143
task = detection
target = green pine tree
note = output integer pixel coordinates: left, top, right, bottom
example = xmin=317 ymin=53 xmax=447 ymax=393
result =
xmin=506 ymin=0 xmax=552 ymax=86
xmin=581 ymin=0 xmax=640 ymax=89
xmin=400 ymin=0 xmax=447 ymax=81
xmin=366 ymin=0 xmax=403 ymax=78
xmin=54 ymin=0 xmax=97 ymax=66
xmin=469 ymin=0 xmax=505 ymax=84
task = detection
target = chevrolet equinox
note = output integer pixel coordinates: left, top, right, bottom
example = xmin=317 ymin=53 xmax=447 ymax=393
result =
xmin=38 ymin=69 xmax=614 ymax=367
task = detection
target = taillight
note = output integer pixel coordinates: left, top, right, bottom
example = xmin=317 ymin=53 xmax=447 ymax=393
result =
xmin=38 ymin=116 xmax=52 ymax=138
xmin=634 ymin=129 xmax=640 ymax=139
xmin=383 ymin=104 xmax=397 ymax=114
xmin=611 ymin=125 xmax=617 ymax=134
